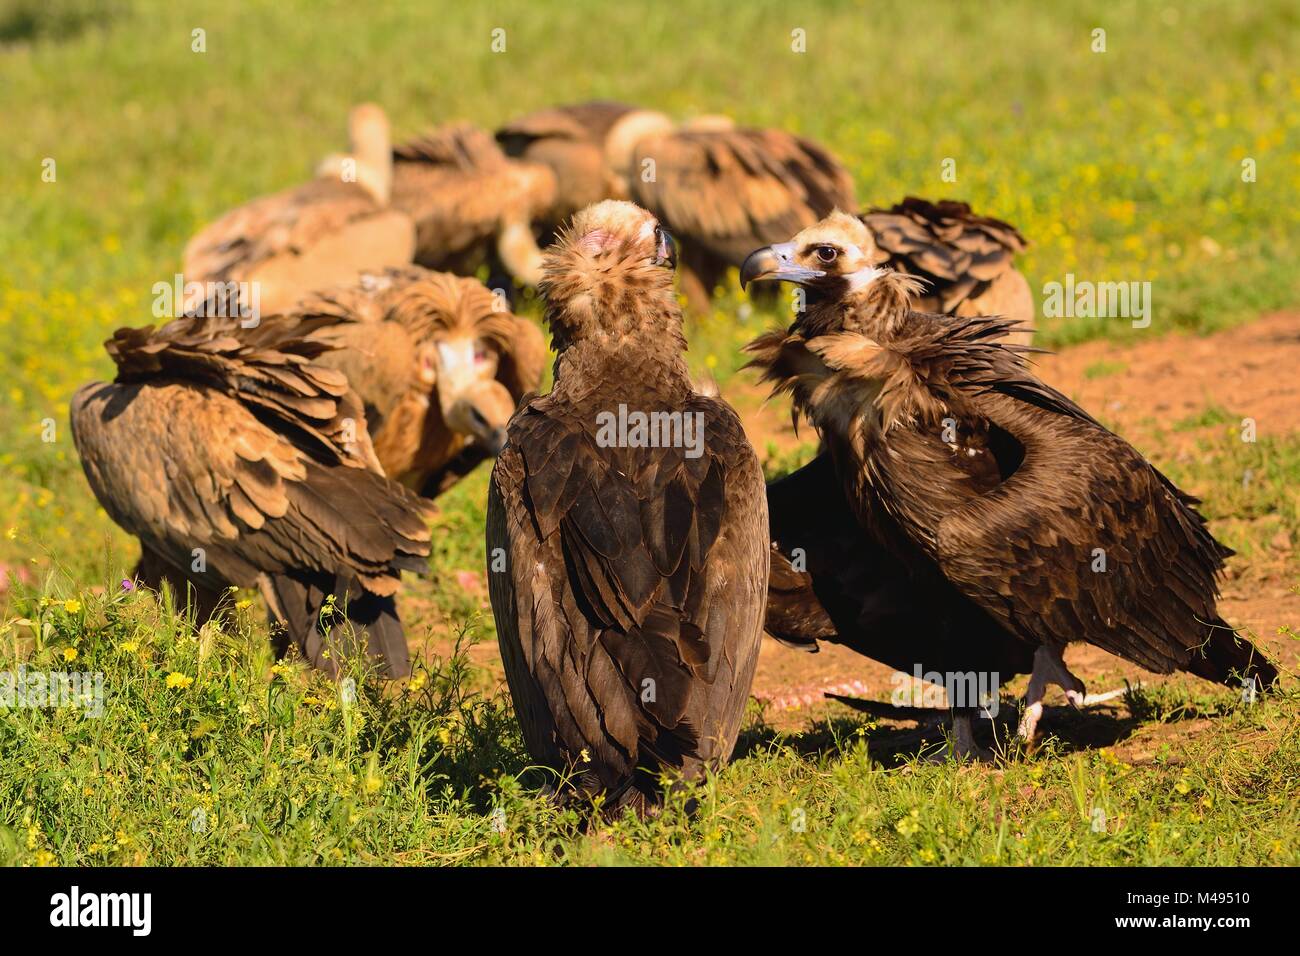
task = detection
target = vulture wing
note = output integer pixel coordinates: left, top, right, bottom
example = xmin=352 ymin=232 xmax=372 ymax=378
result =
xmin=391 ymin=124 xmax=556 ymax=273
xmin=860 ymin=198 xmax=1028 ymax=315
xmin=879 ymin=316 xmax=1275 ymax=687
xmin=495 ymin=101 xmax=640 ymax=153
xmin=182 ymin=178 xmax=414 ymax=314
xmin=629 ymin=127 xmax=857 ymax=265
xmin=487 ymin=392 xmax=767 ymax=805
xmin=495 ymin=102 xmax=639 ymax=224
xmin=767 ymin=450 xmax=1036 ymax=681
xmin=71 ymin=313 xmax=432 ymax=675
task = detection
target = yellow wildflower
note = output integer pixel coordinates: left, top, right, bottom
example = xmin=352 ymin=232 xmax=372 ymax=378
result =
xmin=62 ymin=647 xmax=78 ymax=662
xmin=165 ymin=672 xmax=194 ymax=690
xmin=63 ymin=599 xmax=82 ymax=614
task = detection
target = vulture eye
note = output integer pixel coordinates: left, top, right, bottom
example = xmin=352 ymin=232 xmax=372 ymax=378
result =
xmin=814 ymin=245 xmax=839 ymax=264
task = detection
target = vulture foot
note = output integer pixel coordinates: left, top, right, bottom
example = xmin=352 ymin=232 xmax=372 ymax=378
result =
xmin=1017 ymin=644 xmax=1086 ymax=745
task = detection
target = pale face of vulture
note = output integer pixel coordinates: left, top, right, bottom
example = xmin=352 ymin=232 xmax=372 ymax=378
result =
xmin=302 ymin=268 xmax=545 ymax=495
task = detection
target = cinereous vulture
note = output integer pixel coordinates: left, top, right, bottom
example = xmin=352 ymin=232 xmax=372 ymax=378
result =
xmin=742 ymin=212 xmax=1279 ymax=749
xmin=182 ymin=104 xmax=416 ymax=317
xmin=70 ymin=311 xmax=433 ymax=678
xmin=487 ymin=201 xmax=768 ymax=812
xmin=496 ymin=103 xmax=856 ymax=313
xmin=290 ymin=266 xmax=547 ymax=497
xmin=390 ymin=124 xmax=557 ymax=287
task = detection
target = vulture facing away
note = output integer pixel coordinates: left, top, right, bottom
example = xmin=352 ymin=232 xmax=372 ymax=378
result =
xmin=742 ymin=213 xmax=1279 ymax=751
xmin=289 ymin=266 xmax=547 ymax=497
xmin=496 ymin=103 xmax=856 ymax=313
xmin=70 ymin=311 xmax=433 ymax=678
xmin=183 ymin=104 xmax=416 ymax=317
xmin=390 ymin=124 xmax=557 ymax=287
xmin=487 ymin=201 xmax=768 ymax=812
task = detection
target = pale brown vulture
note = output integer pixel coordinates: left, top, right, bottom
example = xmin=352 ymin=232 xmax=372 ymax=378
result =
xmin=288 ymin=266 xmax=547 ymax=497
xmin=486 ymin=201 xmax=768 ymax=812
xmin=860 ymin=198 xmax=1034 ymax=346
xmin=390 ymin=124 xmax=557 ymax=287
xmin=496 ymin=103 xmax=856 ymax=313
xmin=183 ymin=104 xmax=416 ymax=317
xmin=70 ymin=311 xmax=433 ymax=677
xmin=742 ymin=213 xmax=1279 ymax=750
xmin=494 ymin=101 xmax=640 ymax=225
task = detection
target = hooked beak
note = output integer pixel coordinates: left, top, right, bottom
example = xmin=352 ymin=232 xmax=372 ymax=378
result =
xmin=653 ymin=228 xmax=677 ymax=270
xmin=740 ymin=242 xmax=825 ymax=289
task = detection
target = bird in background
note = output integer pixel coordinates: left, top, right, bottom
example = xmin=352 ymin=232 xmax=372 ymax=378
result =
xmin=183 ymin=104 xmax=415 ymax=317
xmin=390 ymin=123 xmax=558 ymax=289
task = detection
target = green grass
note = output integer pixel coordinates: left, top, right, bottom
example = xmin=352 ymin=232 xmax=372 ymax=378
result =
xmin=2 ymin=0 xmax=1300 ymax=865
xmin=3 ymin=584 xmax=1297 ymax=865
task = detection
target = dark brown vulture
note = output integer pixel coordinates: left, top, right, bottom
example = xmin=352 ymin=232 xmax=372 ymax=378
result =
xmin=486 ymin=201 xmax=768 ymax=812
xmin=496 ymin=103 xmax=856 ymax=313
xmin=742 ymin=212 xmax=1279 ymax=750
xmin=70 ymin=311 xmax=433 ymax=678
xmin=288 ymin=266 xmax=547 ymax=497
xmin=183 ymin=104 xmax=416 ymax=316
xmin=389 ymin=124 xmax=557 ymax=286
xmin=860 ymin=197 xmax=1034 ymax=346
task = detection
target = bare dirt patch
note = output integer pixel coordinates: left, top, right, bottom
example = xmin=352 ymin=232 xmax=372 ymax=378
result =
xmin=410 ymin=314 xmax=1300 ymax=745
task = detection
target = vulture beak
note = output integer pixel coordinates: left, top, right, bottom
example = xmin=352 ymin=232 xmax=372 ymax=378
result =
xmin=740 ymin=242 xmax=824 ymax=289
xmin=653 ymin=226 xmax=677 ymax=270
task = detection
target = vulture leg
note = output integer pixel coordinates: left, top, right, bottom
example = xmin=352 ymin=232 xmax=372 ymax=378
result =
xmin=135 ymin=547 xmax=226 ymax=623
xmin=1016 ymin=644 xmax=1086 ymax=744
xmin=949 ymin=708 xmax=993 ymax=762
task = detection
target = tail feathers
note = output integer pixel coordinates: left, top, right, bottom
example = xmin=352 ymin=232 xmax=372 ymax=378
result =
xmin=263 ymin=572 xmax=411 ymax=678
xmin=1185 ymin=620 xmax=1280 ymax=693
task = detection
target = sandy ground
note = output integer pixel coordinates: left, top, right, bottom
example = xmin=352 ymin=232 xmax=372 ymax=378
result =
xmin=415 ymin=312 xmax=1300 ymax=757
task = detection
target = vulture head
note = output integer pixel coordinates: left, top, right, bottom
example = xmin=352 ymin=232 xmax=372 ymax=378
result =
xmin=539 ymin=200 xmax=679 ymax=349
xmin=316 ymin=103 xmax=395 ymax=204
xmin=388 ymin=274 xmax=529 ymax=453
xmin=740 ymin=211 xmax=925 ymax=337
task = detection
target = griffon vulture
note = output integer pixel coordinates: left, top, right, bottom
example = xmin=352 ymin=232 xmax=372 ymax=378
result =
xmin=486 ymin=201 xmax=768 ymax=812
xmin=70 ymin=311 xmax=433 ymax=677
xmin=742 ymin=213 xmax=1279 ymax=749
xmin=496 ymin=103 xmax=856 ymax=313
xmin=183 ymin=104 xmax=416 ymax=316
xmin=390 ymin=124 xmax=557 ymax=287
xmin=290 ymin=266 xmax=547 ymax=497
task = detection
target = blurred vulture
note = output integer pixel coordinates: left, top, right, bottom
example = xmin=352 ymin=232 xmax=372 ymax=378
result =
xmin=290 ymin=266 xmax=547 ymax=497
xmin=860 ymin=198 xmax=1033 ymax=346
xmin=497 ymin=103 xmax=855 ymax=312
xmin=487 ymin=201 xmax=768 ymax=812
xmin=390 ymin=124 xmax=557 ymax=287
xmin=183 ymin=104 xmax=416 ymax=316
xmin=70 ymin=312 xmax=433 ymax=677
xmin=742 ymin=213 xmax=1279 ymax=750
